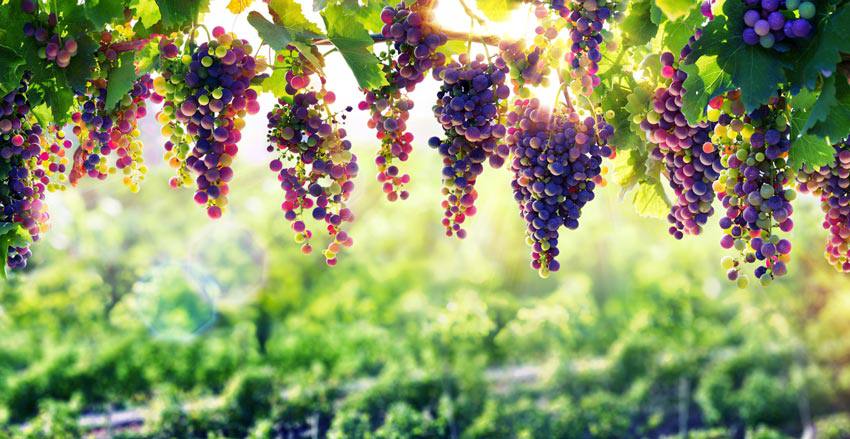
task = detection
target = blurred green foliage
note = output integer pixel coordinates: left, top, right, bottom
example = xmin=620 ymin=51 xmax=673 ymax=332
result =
xmin=1 ymin=150 xmax=850 ymax=438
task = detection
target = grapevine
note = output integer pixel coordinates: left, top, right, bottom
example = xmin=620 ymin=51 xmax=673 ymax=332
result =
xmin=0 ymin=0 xmax=846 ymax=285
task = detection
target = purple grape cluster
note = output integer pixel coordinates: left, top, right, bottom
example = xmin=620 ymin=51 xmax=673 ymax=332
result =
xmin=797 ymin=139 xmax=850 ymax=272
xmin=717 ymin=98 xmax=794 ymax=287
xmin=360 ymin=0 xmax=447 ymax=201
xmin=0 ymin=78 xmax=51 ymax=270
xmin=742 ymin=0 xmax=816 ymax=50
xmin=267 ymin=78 xmax=357 ymax=265
xmin=21 ymin=2 xmax=78 ymax=69
xmin=498 ymin=41 xmax=549 ymax=97
xmin=173 ymin=28 xmax=260 ymax=219
xmin=428 ymin=54 xmax=510 ymax=238
xmin=562 ymin=0 xmax=613 ymax=96
xmin=641 ymin=44 xmax=723 ymax=238
xmin=506 ymin=98 xmax=613 ymax=277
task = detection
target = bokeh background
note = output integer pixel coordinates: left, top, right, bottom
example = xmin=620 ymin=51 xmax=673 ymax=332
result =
xmin=2 ymin=1 xmax=850 ymax=438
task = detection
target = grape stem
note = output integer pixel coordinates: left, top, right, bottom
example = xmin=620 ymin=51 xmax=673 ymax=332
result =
xmin=458 ymin=0 xmax=488 ymax=26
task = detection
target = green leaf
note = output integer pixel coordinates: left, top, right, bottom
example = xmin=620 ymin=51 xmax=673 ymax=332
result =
xmin=155 ymin=0 xmax=210 ymax=32
xmin=810 ymin=76 xmax=850 ymax=143
xmin=85 ymin=0 xmax=130 ymax=30
xmin=791 ymin=3 xmax=850 ymax=91
xmin=437 ymin=40 xmax=467 ymax=59
xmin=653 ymin=0 xmax=695 ymax=20
xmin=321 ymin=5 xmax=387 ymax=90
xmin=268 ymin=0 xmax=323 ymax=35
xmin=800 ymin=75 xmax=837 ymax=136
xmin=653 ymin=7 xmax=705 ymax=55
xmin=106 ymin=52 xmax=138 ymax=110
xmin=621 ymin=0 xmax=658 ymax=47
xmin=247 ymin=11 xmax=325 ymax=70
xmin=680 ymin=57 xmax=734 ymax=123
xmin=789 ymin=134 xmax=835 ymax=169
xmin=682 ymin=0 xmax=787 ymax=122
xmin=630 ymin=180 xmax=671 ymax=219
xmin=133 ymin=0 xmax=163 ymax=28
xmin=63 ymin=35 xmax=99 ymax=93
xmin=0 ymin=45 xmax=24 ymax=96
xmin=476 ymin=0 xmax=520 ymax=21
xmin=43 ymin=82 xmax=75 ymax=125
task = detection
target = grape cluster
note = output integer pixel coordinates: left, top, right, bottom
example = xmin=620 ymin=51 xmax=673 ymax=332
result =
xmin=562 ymin=0 xmax=613 ymax=96
xmin=37 ymin=126 xmax=72 ymax=193
xmin=153 ymin=36 xmax=195 ymax=190
xmin=797 ymin=140 xmax=850 ymax=272
xmin=154 ymin=28 xmax=260 ymax=218
xmin=498 ymin=41 xmax=550 ymax=97
xmin=429 ymin=54 xmax=511 ymax=238
xmin=360 ymin=0 xmax=447 ymax=201
xmin=70 ymin=75 xmax=153 ymax=192
xmin=742 ymin=0 xmax=816 ymax=50
xmin=21 ymin=2 xmax=78 ymax=69
xmin=267 ymin=75 xmax=357 ymax=265
xmin=506 ymin=98 xmax=613 ymax=277
xmin=0 ymin=78 xmax=51 ymax=269
xmin=714 ymin=95 xmax=794 ymax=287
xmin=640 ymin=42 xmax=723 ymax=238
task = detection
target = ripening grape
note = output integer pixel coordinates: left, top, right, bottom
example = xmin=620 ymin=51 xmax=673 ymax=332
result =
xmin=153 ymin=36 xmax=196 ymax=190
xmin=360 ymin=0 xmax=447 ymax=201
xmin=70 ymin=75 xmax=153 ymax=192
xmin=21 ymin=5 xmax=78 ymax=69
xmin=742 ymin=0 xmax=815 ymax=51
xmin=0 ymin=77 xmax=52 ymax=270
xmin=498 ymin=41 xmax=550 ymax=97
xmin=267 ymin=75 xmax=357 ymax=265
xmin=714 ymin=94 xmax=794 ymax=286
xmin=506 ymin=98 xmax=614 ymax=277
xmin=154 ymin=28 xmax=260 ymax=218
xmin=640 ymin=35 xmax=723 ymax=238
xmin=562 ymin=0 xmax=614 ymax=96
xmin=429 ymin=54 xmax=511 ymax=238
xmin=797 ymin=139 xmax=850 ymax=272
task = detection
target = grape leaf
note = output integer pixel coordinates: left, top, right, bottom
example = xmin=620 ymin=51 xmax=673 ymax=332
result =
xmin=43 ymin=81 xmax=75 ymax=125
xmin=155 ymin=0 xmax=210 ymax=32
xmin=621 ymin=0 xmax=657 ymax=47
xmin=682 ymin=0 xmax=787 ymax=122
xmin=631 ymin=181 xmax=671 ymax=219
xmin=321 ymin=5 xmax=387 ymax=90
xmin=789 ymin=135 xmax=834 ymax=169
xmin=437 ymin=40 xmax=467 ymax=59
xmin=106 ymin=52 xmax=138 ymax=110
xmin=613 ymin=149 xmax=671 ymax=219
xmin=0 ymin=45 xmax=24 ymax=96
xmin=790 ymin=3 xmax=850 ymax=91
xmin=653 ymin=0 xmax=695 ymax=20
xmin=63 ymin=34 xmax=99 ymax=93
xmin=268 ymin=0 xmax=323 ymax=35
xmin=653 ymin=7 xmax=705 ymax=55
xmin=679 ymin=56 xmax=734 ymax=123
xmin=476 ymin=0 xmax=521 ymax=21
xmin=809 ymin=76 xmax=850 ymax=144
xmin=800 ymin=75 xmax=837 ymax=136
xmin=227 ymin=0 xmax=254 ymax=13
xmin=132 ymin=0 xmax=162 ymax=28
xmin=85 ymin=0 xmax=130 ymax=30
xmin=247 ymin=12 xmax=325 ymax=70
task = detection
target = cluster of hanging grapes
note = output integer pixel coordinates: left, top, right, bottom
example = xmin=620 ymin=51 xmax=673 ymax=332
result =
xmin=5 ymin=0 xmax=850 ymax=287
